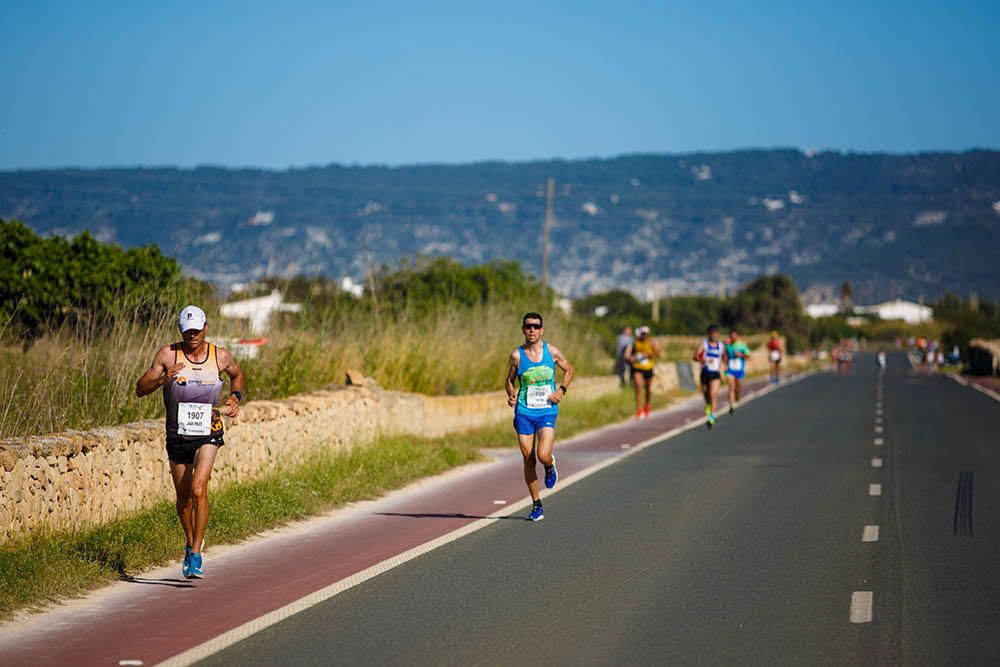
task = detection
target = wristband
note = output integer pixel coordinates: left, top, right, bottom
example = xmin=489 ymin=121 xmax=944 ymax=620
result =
xmin=232 ymin=391 xmax=243 ymax=402
xmin=559 ymin=385 xmax=568 ymax=394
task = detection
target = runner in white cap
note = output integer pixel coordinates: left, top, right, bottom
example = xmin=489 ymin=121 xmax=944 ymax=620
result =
xmin=626 ymin=325 xmax=661 ymax=419
xmin=135 ymin=305 xmax=245 ymax=579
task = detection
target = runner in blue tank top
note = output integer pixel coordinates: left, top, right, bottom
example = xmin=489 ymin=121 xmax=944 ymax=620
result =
xmin=505 ymin=312 xmax=575 ymax=522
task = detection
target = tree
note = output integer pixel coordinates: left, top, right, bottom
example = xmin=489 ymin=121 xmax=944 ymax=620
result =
xmin=0 ymin=219 xmax=186 ymax=342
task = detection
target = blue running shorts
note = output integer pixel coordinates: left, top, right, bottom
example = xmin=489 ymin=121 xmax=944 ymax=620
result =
xmin=513 ymin=412 xmax=558 ymax=435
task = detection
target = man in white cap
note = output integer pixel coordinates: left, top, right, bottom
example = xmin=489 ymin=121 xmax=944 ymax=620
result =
xmin=135 ymin=305 xmax=245 ymax=579
xmin=625 ymin=325 xmax=661 ymax=418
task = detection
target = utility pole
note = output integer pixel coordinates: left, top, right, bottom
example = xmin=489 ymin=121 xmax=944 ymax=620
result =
xmin=541 ymin=177 xmax=555 ymax=289
xmin=719 ymin=273 xmax=726 ymax=300
xmin=651 ymin=283 xmax=660 ymax=323
xmin=969 ymin=291 xmax=979 ymax=311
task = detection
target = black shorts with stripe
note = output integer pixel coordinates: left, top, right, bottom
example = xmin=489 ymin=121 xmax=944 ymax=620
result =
xmin=166 ymin=433 xmax=225 ymax=465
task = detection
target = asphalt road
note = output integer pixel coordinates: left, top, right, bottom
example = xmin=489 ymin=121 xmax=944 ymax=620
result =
xmin=200 ymin=353 xmax=1000 ymax=666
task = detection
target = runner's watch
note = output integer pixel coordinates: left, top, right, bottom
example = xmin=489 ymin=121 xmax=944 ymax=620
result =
xmin=559 ymin=385 xmax=568 ymax=394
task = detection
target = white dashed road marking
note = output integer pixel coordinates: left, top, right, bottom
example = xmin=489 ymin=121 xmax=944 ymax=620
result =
xmin=874 ymin=438 xmax=884 ymax=446
xmin=869 ymin=483 xmax=882 ymax=496
xmin=850 ymin=591 xmax=874 ymax=623
xmin=872 ymin=457 xmax=883 ymax=468
xmin=863 ymin=525 xmax=880 ymax=542
xmin=875 ymin=426 xmax=883 ymax=433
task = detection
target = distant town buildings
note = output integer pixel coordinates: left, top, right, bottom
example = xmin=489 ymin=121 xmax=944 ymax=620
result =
xmin=805 ymin=298 xmax=933 ymax=324
xmin=857 ymin=299 xmax=933 ymax=324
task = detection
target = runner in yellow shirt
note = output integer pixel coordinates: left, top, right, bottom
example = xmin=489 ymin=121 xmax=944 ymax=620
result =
xmin=626 ymin=325 xmax=661 ymax=419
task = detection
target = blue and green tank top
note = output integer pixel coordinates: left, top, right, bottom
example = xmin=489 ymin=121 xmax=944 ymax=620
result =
xmin=516 ymin=342 xmax=559 ymax=417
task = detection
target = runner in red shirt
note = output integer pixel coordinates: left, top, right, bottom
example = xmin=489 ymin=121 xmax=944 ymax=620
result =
xmin=767 ymin=330 xmax=783 ymax=384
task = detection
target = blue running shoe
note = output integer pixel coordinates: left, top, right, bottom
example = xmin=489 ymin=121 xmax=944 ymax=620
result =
xmin=544 ymin=458 xmax=558 ymax=489
xmin=527 ymin=505 xmax=544 ymax=522
xmin=182 ymin=545 xmax=192 ymax=578
xmin=187 ymin=552 xmax=204 ymax=579
xmin=707 ymin=412 xmax=716 ymax=430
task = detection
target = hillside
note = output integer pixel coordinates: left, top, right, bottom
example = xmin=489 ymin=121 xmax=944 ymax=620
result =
xmin=2 ymin=149 xmax=998 ymax=301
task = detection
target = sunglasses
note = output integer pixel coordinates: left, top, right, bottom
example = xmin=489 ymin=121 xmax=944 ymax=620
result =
xmin=522 ymin=323 xmax=543 ymax=330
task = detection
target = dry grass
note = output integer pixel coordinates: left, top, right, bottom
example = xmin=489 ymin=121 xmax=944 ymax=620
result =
xmin=0 ymin=302 xmax=608 ymax=439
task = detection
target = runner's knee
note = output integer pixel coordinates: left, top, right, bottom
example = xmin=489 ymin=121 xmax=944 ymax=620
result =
xmin=191 ymin=479 xmax=209 ymax=501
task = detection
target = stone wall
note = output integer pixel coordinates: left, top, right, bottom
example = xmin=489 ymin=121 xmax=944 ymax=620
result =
xmin=0 ymin=376 xmax=621 ymax=543
xmin=0 ymin=386 xmax=380 ymax=543
xmin=379 ymin=376 xmax=621 ymax=437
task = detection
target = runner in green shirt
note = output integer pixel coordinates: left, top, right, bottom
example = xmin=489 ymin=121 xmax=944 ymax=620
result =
xmin=724 ymin=327 xmax=751 ymax=415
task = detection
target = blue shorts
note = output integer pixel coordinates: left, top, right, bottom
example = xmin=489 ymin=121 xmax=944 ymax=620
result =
xmin=513 ymin=412 xmax=557 ymax=435
xmin=727 ymin=368 xmax=746 ymax=380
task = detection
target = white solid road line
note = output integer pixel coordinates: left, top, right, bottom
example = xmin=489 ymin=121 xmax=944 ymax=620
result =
xmin=869 ymin=483 xmax=882 ymax=496
xmin=158 ymin=373 xmax=817 ymax=667
xmin=862 ymin=525 xmax=880 ymax=542
xmin=850 ymin=591 xmax=874 ymax=623
xmin=871 ymin=457 xmax=883 ymax=468
xmin=874 ymin=438 xmax=884 ymax=446
xmin=948 ymin=373 xmax=1000 ymax=402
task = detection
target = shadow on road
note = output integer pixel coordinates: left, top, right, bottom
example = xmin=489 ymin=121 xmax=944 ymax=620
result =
xmin=375 ymin=511 xmax=524 ymax=521
xmin=120 ymin=575 xmax=196 ymax=589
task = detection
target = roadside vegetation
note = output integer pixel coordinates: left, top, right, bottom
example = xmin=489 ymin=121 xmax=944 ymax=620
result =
xmin=573 ymin=274 xmax=810 ymax=354
xmin=0 ymin=221 xmax=606 ymax=439
xmin=0 ymin=386 xmax=677 ymax=619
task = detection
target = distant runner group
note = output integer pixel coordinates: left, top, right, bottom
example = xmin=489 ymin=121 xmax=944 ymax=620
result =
xmin=138 ymin=305 xmax=781 ymax=574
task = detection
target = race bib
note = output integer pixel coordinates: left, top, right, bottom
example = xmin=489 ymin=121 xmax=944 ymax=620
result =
xmin=728 ymin=358 xmax=744 ymax=372
xmin=178 ymin=402 xmax=212 ymax=436
xmin=769 ymin=349 xmax=781 ymax=362
xmin=526 ymin=385 xmax=553 ymax=409
xmin=634 ymin=353 xmax=648 ymax=364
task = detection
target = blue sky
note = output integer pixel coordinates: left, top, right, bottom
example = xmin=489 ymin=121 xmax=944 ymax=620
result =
xmin=1 ymin=0 xmax=997 ymax=169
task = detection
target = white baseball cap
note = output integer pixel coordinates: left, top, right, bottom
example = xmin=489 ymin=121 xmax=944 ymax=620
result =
xmin=178 ymin=305 xmax=207 ymax=332
xmin=637 ymin=325 xmax=650 ymax=336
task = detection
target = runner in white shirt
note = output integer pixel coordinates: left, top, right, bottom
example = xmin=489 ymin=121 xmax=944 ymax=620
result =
xmin=693 ymin=324 xmax=728 ymax=430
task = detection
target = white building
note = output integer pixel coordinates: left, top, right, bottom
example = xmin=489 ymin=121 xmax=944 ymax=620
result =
xmin=805 ymin=303 xmax=840 ymax=318
xmin=858 ymin=299 xmax=933 ymax=324
xmin=220 ymin=290 xmax=302 ymax=334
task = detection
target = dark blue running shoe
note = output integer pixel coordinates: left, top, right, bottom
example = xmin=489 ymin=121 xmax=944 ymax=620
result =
xmin=544 ymin=457 xmax=558 ymax=489
xmin=527 ymin=505 xmax=544 ymax=522
xmin=182 ymin=545 xmax=193 ymax=578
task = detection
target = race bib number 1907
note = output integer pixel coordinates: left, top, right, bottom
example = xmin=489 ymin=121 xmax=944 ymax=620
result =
xmin=178 ymin=402 xmax=212 ymax=436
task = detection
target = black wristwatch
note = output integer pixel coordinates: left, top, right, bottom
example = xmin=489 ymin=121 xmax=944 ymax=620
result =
xmin=231 ymin=391 xmax=243 ymax=402
xmin=559 ymin=385 xmax=568 ymax=394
